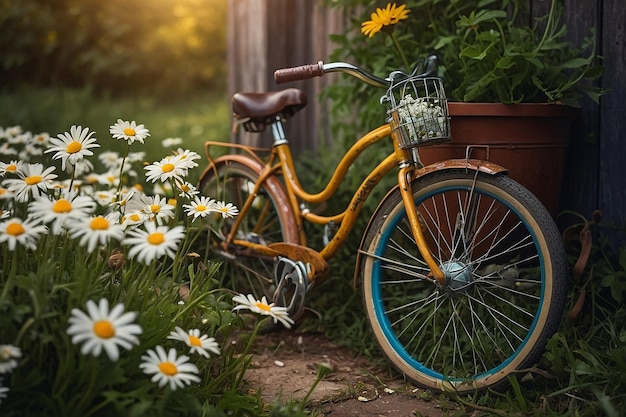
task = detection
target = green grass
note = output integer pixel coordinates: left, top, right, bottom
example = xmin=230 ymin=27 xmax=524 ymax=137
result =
xmin=0 ymin=86 xmax=231 ymax=165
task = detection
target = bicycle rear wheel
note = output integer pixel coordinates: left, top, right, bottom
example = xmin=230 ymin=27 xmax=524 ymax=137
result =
xmin=198 ymin=158 xmax=300 ymax=302
xmin=360 ymin=170 xmax=567 ymax=393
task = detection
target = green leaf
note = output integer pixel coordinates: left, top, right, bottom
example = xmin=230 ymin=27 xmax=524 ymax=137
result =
xmin=434 ymin=35 xmax=456 ymax=50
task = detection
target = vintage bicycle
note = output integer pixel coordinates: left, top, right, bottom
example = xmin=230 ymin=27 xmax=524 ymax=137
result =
xmin=198 ymin=57 xmax=568 ymax=393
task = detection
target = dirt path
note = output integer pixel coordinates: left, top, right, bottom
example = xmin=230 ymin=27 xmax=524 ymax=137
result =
xmin=244 ymin=330 xmax=458 ymax=416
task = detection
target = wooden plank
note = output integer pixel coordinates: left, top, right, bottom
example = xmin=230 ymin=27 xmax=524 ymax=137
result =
xmin=557 ymin=0 xmax=603 ymax=222
xmin=598 ymin=0 xmax=626 ymax=233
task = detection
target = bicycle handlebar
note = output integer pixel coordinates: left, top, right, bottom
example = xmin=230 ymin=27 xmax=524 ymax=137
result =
xmin=273 ymin=62 xmax=325 ymax=84
xmin=274 ymin=55 xmax=439 ymax=89
xmin=274 ymin=61 xmax=389 ymax=88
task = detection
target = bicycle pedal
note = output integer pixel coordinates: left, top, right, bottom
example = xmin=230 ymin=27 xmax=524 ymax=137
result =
xmin=273 ymin=257 xmax=308 ymax=320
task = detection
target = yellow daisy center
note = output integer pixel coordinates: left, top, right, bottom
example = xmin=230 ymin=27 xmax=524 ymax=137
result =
xmin=93 ymin=320 xmax=115 ymax=339
xmin=129 ymin=213 xmax=141 ymax=222
xmin=66 ymin=141 xmax=82 ymax=154
xmin=123 ymin=127 xmax=136 ymax=136
xmin=168 ymin=198 xmax=176 ymax=206
xmin=52 ymin=199 xmax=73 ymax=213
xmin=180 ymin=184 xmax=190 ymax=192
xmin=255 ymin=302 xmax=271 ymax=312
xmin=219 ymin=207 xmax=228 ymax=213
xmin=147 ymin=232 xmax=165 ymax=245
xmin=150 ymin=204 xmax=160 ymax=213
xmin=90 ymin=217 xmax=109 ymax=230
xmin=159 ymin=362 xmax=178 ymax=376
xmin=161 ymin=163 xmax=175 ymax=173
xmin=196 ymin=205 xmax=206 ymax=212
xmin=6 ymin=222 xmax=25 ymax=236
xmin=24 ymin=175 xmax=43 ymax=185
xmin=189 ymin=335 xmax=202 ymax=347
xmin=6 ymin=164 xmax=17 ymax=172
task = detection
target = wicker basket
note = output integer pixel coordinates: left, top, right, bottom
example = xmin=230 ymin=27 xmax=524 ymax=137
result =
xmin=386 ymin=76 xmax=451 ymax=148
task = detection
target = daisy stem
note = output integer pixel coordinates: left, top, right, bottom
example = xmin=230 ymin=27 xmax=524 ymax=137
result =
xmin=115 ymin=142 xmax=130 ymax=202
xmin=68 ymin=164 xmax=76 ymax=193
xmin=0 ymin=248 xmax=17 ymax=302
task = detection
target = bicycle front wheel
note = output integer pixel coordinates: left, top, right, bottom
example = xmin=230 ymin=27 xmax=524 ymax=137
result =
xmin=360 ymin=170 xmax=567 ymax=393
xmin=198 ymin=158 xmax=300 ymax=302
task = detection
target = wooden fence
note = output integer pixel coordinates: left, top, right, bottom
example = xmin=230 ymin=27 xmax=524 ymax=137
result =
xmin=227 ymin=0 xmax=626 ymax=235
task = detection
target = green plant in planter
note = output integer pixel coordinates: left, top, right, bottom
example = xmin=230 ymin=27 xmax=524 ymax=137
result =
xmin=326 ymin=0 xmax=605 ymax=106
xmin=446 ymin=0 xmax=604 ymax=104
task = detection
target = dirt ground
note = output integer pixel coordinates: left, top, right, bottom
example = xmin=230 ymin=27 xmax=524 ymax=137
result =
xmin=244 ymin=330 xmax=459 ymax=417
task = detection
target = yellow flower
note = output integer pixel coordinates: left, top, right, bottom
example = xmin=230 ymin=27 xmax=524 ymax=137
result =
xmin=361 ymin=3 xmax=410 ymax=38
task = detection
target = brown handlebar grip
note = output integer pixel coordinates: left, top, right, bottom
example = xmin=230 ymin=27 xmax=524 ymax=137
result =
xmin=274 ymin=62 xmax=324 ymax=84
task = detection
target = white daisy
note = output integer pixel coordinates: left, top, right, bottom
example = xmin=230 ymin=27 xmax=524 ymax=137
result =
xmin=96 ymin=170 xmax=120 ymax=188
xmin=232 ymin=293 xmax=294 ymax=329
xmin=161 ymin=137 xmax=183 ymax=148
xmin=122 ymin=222 xmax=185 ymax=264
xmin=3 ymin=126 xmax=22 ymax=139
xmin=0 ymin=142 xmax=17 ymax=156
xmin=32 ymin=132 xmax=51 ymax=147
xmin=92 ymin=189 xmax=117 ymax=206
xmin=109 ymin=189 xmax=135 ymax=212
xmin=213 ymin=201 xmax=239 ymax=218
xmin=0 ymin=160 xmax=23 ymax=176
xmin=69 ymin=212 xmax=125 ymax=252
xmin=19 ymin=142 xmax=43 ymax=160
xmin=45 ymin=125 xmax=100 ymax=170
xmin=171 ymin=149 xmax=201 ymax=170
xmin=126 ymin=151 xmax=146 ymax=164
xmin=121 ymin=210 xmax=149 ymax=228
xmin=0 ymin=187 xmax=14 ymax=200
xmin=142 ymin=195 xmax=175 ymax=225
xmin=144 ymin=155 xmax=188 ymax=184
xmin=0 ymin=344 xmax=21 ymax=374
xmin=28 ymin=191 xmax=96 ymax=235
xmin=183 ymin=196 xmax=216 ymax=220
xmin=2 ymin=163 xmax=57 ymax=202
xmin=72 ymin=158 xmax=95 ymax=176
xmin=175 ymin=181 xmax=199 ymax=199
xmin=0 ymin=217 xmax=47 ymax=251
xmin=167 ymin=326 xmax=220 ymax=358
xmin=139 ymin=345 xmax=200 ymax=390
xmin=98 ymin=151 xmax=123 ymax=170
xmin=67 ymin=298 xmax=142 ymax=361
xmin=109 ymin=119 xmax=150 ymax=145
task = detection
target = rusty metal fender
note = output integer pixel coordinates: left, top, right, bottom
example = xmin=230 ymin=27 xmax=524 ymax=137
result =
xmin=352 ymin=158 xmax=508 ymax=288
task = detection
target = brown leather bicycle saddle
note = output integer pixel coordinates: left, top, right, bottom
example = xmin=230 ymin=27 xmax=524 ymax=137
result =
xmin=232 ymin=88 xmax=307 ymax=120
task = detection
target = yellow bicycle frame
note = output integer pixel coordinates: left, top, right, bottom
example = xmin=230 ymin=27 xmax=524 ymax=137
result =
xmin=205 ymin=121 xmax=447 ymax=283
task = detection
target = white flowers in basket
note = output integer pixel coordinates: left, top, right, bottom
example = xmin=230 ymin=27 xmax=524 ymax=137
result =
xmin=395 ymin=94 xmax=446 ymax=144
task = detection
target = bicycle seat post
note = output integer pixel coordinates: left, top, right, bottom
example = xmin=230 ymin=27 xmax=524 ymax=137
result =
xmin=270 ymin=115 xmax=288 ymax=146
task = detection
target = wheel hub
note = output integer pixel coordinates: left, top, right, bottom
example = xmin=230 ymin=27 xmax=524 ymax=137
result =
xmin=441 ymin=261 xmax=473 ymax=293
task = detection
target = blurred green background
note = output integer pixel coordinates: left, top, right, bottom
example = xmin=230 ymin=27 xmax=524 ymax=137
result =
xmin=0 ymin=0 xmax=230 ymax=160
